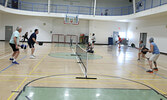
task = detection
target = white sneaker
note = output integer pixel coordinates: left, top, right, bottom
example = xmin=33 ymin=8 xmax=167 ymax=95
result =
xmin=32 ymin=55 xmax=36 ymax=57
xmin=30 ymin=55 xmax=36 ymax=59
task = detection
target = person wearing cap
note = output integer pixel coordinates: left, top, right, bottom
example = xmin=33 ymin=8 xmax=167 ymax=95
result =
xmin=9 ymin=26 xmax=22 ymax=64
xmin=145 ymin=37 xmax=160 ymax=73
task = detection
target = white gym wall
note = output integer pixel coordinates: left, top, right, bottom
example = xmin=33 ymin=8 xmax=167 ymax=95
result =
xmin=0 ymin=13 xmax=89 ymax=42
xmin=0 ymin=13 xmax=128 ymax=44
xmin=127 ymin=14 xmax=167 ymax=53
xmin=89 ymin=20 xmax=128 ymax=44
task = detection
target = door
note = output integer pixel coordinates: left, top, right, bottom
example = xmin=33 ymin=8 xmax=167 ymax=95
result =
xmin=140 ymin=33 xmax=147 ymax=47
xmin=5 ymin=26 xmax=13 ymax=41
xmin=113 ymin=31 xmax=119 ymax=45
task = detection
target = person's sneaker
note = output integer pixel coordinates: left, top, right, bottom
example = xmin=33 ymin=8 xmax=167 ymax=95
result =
xmin=32 ymin=55 xmax=36 ymax=57
xmin=137 ymin=59 xmax=140 ymax=60
xmin=146 ymin=69 xmax=153 ymax=73
xmin=153 ymin=68 xmax=158 ymax=71
xmin=12 ymin=61 xmax=19 ymax=64
xmin=30 ymin=55 xmax=36 ymax=59
xmin=9 ymin=58 xmax=14 ymax=61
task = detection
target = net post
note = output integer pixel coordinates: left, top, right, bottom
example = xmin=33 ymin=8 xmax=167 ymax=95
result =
xmin=70 ymin=38 xmax=73 ymax=47
xmin=52 ymin=34 xmax=53 ymax=43
xmin=85 ymin=51 xmax=88 ymax=78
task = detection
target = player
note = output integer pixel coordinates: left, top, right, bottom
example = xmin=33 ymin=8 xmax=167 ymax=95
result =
xmin=28 ymin=29 xmax=39 ymax=59
xmin=9 ymin=26 xmax=22 ymax=64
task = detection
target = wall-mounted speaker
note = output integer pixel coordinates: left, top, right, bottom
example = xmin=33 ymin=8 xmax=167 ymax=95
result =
xmin=129 ymin=0 xmax=132 ymax=2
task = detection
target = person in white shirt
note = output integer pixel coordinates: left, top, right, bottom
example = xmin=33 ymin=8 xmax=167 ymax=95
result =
xmin=91 ymin=33 xmax=96 ymax=47
xmin=9 ymin=26 xmax=22 ymax=64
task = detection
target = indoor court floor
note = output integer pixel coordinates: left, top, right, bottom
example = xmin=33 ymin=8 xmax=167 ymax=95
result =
xmin=0 ymin=41 xmax=167 ymax=100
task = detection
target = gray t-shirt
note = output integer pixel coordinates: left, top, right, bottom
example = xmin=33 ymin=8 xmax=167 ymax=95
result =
xmin=139 ymin=43 xmax=145 ymax=48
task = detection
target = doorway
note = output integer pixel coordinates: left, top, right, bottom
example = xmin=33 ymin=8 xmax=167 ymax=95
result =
xmin=5 ymin=26 xmax=13 ymax=41
xmin=113 ymin=31 xmax=119 ymax=45
xmin=140 ymin=33 xmax=147 ymax=47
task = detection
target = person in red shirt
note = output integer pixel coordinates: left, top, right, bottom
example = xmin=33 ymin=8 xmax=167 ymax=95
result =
xmin=118 ymin=35 xmax=121 ymax=48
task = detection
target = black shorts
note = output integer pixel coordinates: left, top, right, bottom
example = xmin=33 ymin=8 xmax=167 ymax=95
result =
xmin=9 ymin=43 xmax=19 ymax=51
xmin=141 ymin=48 xmax=149 ymax=54
xmin=92 ymin=41 xmax=96 ymax=43
xmin=28 ymin=42 xmax=35 ymax=48
xmin=141 ymin=51 xmax=147 ymax=54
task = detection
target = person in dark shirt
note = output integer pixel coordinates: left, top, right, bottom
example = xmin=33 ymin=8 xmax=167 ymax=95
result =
xmin=22 ymin=32 xmax=28 ymax=42
xmin=137 ymin=40 xmax=145 ymax=60
xmin=28 ymin=29 xmax=39 ymax=59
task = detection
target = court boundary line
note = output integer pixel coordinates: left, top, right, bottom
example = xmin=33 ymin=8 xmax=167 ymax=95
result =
xmin=1 ymin=74 xmax=167 ymax=81
xmin=0 ymin=53 xmax=12 ymax=59
xmin=0 ymin=55 xmax=27 ymax=73
xmin=23 ymin=86 xmax=153 ymax=90
xmin=132 ymin=62 xmax=167 ymax=80
xmin=14 ymin=74 xmax=167 ymax=99
xmin=7 ymin=54 xmax=48 ymax=100
xmin=125 ymin=62 xmax=167 ymax=95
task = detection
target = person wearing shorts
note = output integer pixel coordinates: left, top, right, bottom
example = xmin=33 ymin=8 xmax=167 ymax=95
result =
xmin=118 ymin=35 xmax=121 ymax=48
xmin=138 ymin=40 xmax=145 ymax=60
xmin=9 ymin=26 xmax=22 ymax=64
xmin=28 ymin=29 xmax=39 ymax=59
xmin=146 ymin=37 xmax=160 ymax=73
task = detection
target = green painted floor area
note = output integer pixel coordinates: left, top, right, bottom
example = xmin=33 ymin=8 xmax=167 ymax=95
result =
xmin=16 ymin=87 xmax=167 ymax=100
xmin=48 ymin=52 xmax=102 ymax=60
xmin=55 ymin=43 xmax=75 ymax=47
xmin=55 ymin=43 xmax=86 ymax=48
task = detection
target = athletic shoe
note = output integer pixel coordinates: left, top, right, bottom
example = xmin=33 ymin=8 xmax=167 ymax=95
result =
xmin=153 ymin=68 xmax=158 ymax=71
xmin=30 ymin=55 xmax=36 ymax=59
xmin=9 ymin=58 xmax=14 ymax=61
xmin=12 ymin=61 xmax=19 ymax=64
xmin=32 ymin=55 xmax=36 ymax=57
xmin=137 ymin=59 xmax=140 ymax=60
xmin=146 ymin=69 xmax=153 ymax=73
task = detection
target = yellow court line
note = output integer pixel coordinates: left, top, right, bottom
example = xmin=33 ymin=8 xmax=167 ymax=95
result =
xmin=7 ymin=53 xmax=48 ymax=100
xmin=123 ymin=68 xmax=167 ymax=95
xmin=24 ymin=80 xmax=139 ymax=85
xmin=143 ymin=80 xmax=167 ymax=94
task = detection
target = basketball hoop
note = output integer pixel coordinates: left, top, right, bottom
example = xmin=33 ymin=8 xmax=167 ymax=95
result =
xmin=64 ymin=15 xmax=79 ymax=25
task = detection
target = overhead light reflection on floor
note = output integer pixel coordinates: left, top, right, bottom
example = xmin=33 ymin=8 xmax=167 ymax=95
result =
xmin=28 ymin=92 xmax=34 ymax=98
xmin=96 ymin=93 xmax=100 ymax=97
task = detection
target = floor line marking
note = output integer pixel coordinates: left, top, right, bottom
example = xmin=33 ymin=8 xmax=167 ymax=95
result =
xmin=126 ymin=63 xmax=167 ymax=95
xmin=7 ymin=54 xmax=48 ymax=100
xmin=0 ymin=53 xmax=12 ymax=59
xmin=0 ymin=56 xmax=27 ymax=73
xmin=143 ymin=80 xmax=167 ymax=94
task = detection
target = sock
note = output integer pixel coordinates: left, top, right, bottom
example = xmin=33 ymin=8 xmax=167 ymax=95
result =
xmin=13 ymin=59 xmax=16 ymax=62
